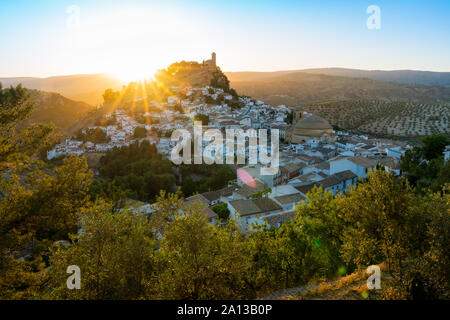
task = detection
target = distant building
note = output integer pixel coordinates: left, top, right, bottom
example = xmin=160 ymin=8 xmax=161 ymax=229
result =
xmin=287 ymin=106 xmax=335 ymax=144
xmin=227 ymin=197 xmax=283 ymax=229
xmin=318 ymin=170 xmax=358 ymax=195
xmin=444 ymin=146 xmax=450 ymax=161
xmin=202 ymin=52 xmax=216 ymax=69
xmin=330 ymin=156 xmax=377 ymax=179
xmin=386 ymin=146 xmax=406 ymax=159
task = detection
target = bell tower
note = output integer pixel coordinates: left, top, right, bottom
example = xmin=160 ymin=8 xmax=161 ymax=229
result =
xmin=294 ymin=105 xmax=304 ymax=124
xmin=211 ymin=52 xmax=216 ymax=67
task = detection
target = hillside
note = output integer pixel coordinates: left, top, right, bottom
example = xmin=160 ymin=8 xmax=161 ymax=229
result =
xmin=20 ymin=89 xmax=95 ymax=131
xmin=0 ymin=74 xmax=124 ymax=105
xmin=226 ymin=72 xmax=450 ymax=106
xmin=303 ymin=100 xmax=450 ymax=139
xmin=155 ymin=61 xmax=231 ymax=91
xmin=226 ymin=68 xmax=450 ymax=87
xmin=261 ymin=265 xmax=393 ymax=300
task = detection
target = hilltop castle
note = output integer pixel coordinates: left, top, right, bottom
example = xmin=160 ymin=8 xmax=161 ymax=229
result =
xmin=202 ymin=52 xmax=216 ymax=69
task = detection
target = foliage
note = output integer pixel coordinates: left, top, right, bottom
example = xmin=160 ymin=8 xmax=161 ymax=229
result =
xmin=133 ymin=126 xmax=147 ymax=139
xmin=157 ymin=201 xmax=251 ymax=299
xmin=251 ymin=188 xmax=271 ymax=199
xmin=46 ymin=200 xmax=157 ymax=299
xmin=295 ymin=186 xmax=344 ymax=277
xmin=97 ymin=141 xmax=175 ymax=202
xmin=339 ymin=170 xmax=449 ymax=299
xmin=193 ymin=113 xmax=210 ymax=125
xmin=204 ymin=95 xmax=216 ymax=105
xmin=180 ymin=164 xmax=236 ymax=196
xmin=421 ymin=134 xmax=449 ymax=160
xmin=102 ymin=88 xmax=120 ymax=105
xmin=401 ymin=134 xmax=450 ymax=192
xmin=284 ymin=110 xmax=293 ymax=125
xmin=210 ymin=70 xmax=230 ymax=92
xmin=77 ymin=127 xmax=109 ymax=144
xmin=211 ymin=203 xmax=230 ymax=220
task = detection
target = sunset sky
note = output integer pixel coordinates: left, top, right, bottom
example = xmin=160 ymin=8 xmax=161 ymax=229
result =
xmin=1 ymin=0 xmax=449 ymax=80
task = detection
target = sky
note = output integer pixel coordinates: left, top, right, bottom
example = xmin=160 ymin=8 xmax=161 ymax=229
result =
xmin=0 ymin=0 xmax=449 ymax=80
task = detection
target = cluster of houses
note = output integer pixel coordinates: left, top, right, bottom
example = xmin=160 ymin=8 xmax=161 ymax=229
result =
xmin=182 ymin=87 xmax=290 ymax=134
xmin=47 ymin=110 xmax=173 ymax=159
xmin=47 ymin=83 xmax=422 ymax=231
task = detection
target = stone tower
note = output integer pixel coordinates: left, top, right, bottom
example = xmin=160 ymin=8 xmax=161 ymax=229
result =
xmin=293 ymin=105 xmax=304 ymax=124
xmin=211 ymin=52 xmax=216 ymax=67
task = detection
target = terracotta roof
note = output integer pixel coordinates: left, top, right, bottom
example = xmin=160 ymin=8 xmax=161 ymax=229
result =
xmin=200 ymin=186 xmax=235 ymax=202
xmin=295 ymin=183 xmax=319 ymax=195
xmin=264 ymin=210 xmax=296 ymax=227
xmin=229 ymin=198 xmax=282 ymax=217
xmin=234 ymin=180 xmax=267 ymax=198
xmin=334 ymin=170 xmax=357 ymax=182
xmin=318 ymin=176 xmax=340 ymax=188
xmin=318 ymin=171 xmax=329 ymax=179
xmin=283 ymin=162 xmax=306 ymax=173
xmin=348 ymin=156 xmax=377 ymax=168
xmin=312 ymin=162 xmax=330 ymax=170
xmin=274 ymin=193 xmax=305 ymax=205
xmin=182 ymin=196 xmax=217 ymax=220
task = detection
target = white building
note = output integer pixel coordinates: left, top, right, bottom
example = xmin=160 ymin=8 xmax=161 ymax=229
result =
xmin=330 ymin=156 xmax=377 ymax=178
xmin=444 ymin=146 xmax=450 ymax=161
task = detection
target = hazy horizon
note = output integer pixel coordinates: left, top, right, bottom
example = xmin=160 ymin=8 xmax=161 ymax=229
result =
xmin=2 ymin=66 xmax=450 ymax=80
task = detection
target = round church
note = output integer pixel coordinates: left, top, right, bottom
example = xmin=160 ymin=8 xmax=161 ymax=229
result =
xmin=287 ymin=106 xmax=335 ymax=144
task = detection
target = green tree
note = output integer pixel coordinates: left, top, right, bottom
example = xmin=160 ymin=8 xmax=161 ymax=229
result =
xmin=337 ymin=169 xmax=445 ymax=299
xmin=102 ymin=88 xmax=120 ymax=105
xmin=194 ymin=113 xmax=209 ymax=125
xmin=401 ymin=135 xmax=450 ymax=192
xmin=211 ymin=203 xmax=230 ymax=220
xmin=46 ymin=200 xmax=157 ymax=299
xmin=133 ymin=127 xmax=147 ymax=139
xmin=294 ymin=186 xmax=343 ymax=277
xmin=421 ymin=134 xmax=449 ymax=161
xmin=247 ymin=222 xmax=312 ymax=293
xmin=157 ymin=200 xmax=251 ymax=299
xmin=0 ymin=85 xmax=89 ymax=299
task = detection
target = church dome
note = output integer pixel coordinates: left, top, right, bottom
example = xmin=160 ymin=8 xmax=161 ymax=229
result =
xmin=294 ymin=114 xmax=332 ymax=130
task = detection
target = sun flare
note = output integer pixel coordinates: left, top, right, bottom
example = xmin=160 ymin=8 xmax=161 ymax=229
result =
xmin=109 ymin=66 xmax=157 ymax=83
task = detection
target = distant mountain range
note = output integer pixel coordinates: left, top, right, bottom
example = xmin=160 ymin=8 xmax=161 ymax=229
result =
xmin=0 ymin=74 xmax=124 ymax=105
xmin=226 ymin=68 xmax=450 ymax=87
xmin=2 ymin=68 xmax=450 ymax=108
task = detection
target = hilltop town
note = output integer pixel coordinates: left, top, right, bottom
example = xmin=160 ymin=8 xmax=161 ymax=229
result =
xmin=45 ymin=54 xmax=419 ymax=229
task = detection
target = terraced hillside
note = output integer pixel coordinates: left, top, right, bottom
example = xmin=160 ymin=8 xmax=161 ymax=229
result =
xmin=304 ymin=100 xmax=450 ymax=138
xmin=228 ymin=72 xmax=450 ymax=105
